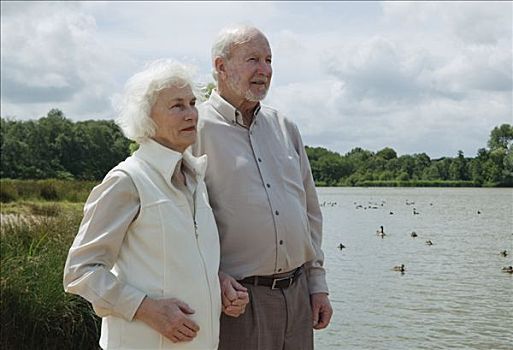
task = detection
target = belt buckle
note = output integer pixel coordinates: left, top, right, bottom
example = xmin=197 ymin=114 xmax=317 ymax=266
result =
xmin=271 ymin=276 xmax=293 ymax=289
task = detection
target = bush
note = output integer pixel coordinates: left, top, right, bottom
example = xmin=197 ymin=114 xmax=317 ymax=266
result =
xmin=0 ymin=183 xmax=17 ymax=203
xmin=40 ymin=183 xmax=59 ymax=201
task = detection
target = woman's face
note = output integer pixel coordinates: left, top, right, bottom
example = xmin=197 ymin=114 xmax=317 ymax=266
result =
xmin=150 ymin=83 xmax=198 ymax=153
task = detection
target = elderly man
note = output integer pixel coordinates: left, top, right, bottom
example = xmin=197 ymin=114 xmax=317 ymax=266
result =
xmin=193 ymin=25 xmax=332 ymax=350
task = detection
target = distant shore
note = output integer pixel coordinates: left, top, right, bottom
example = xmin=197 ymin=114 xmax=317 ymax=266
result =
xmin=314 ymin=180 xmax=511 ymax=188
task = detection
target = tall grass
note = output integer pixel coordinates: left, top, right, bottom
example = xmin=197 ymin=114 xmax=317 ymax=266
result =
xmin=0 ymin=179 xmax=98 ymax=203
xmin=0 ymin=203 xmax=101 ymax=349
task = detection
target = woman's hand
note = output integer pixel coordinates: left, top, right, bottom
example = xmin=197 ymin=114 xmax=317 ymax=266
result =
xmin=134 ymin=297 xmax=200 ymax=343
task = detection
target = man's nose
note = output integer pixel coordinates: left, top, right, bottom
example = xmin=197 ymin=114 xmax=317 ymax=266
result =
xmin=257 ymin=61 xmax=272 ymax=76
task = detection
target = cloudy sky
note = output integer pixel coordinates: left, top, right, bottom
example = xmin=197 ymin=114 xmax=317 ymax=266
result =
xmin=1 ymin=1 xmax=512 ymax=158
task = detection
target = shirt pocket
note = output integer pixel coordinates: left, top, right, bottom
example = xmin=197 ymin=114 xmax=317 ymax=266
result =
xmin=278 ymin=151 xmax=304 ymax=198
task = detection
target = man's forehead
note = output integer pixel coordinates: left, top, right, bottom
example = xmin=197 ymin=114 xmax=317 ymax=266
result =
xmin=230 ymin=35 xmax=271 ymax=55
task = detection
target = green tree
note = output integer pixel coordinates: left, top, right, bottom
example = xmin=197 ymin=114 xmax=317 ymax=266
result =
xmin=448 ymin=150 xmax=469 ymax=181
xmin=469 ymin=148 xmax=488 ymax=185
xmin=204 ymin=82 xmax=216 ymax=99
xmin=376 ymin=147 xmax=397 ymax=160
xmin=412 ymin=153 xmax=431 ymax=180
xmin=398 ymin=155 xmax=415 ymax=180
xmin=488 ymin=124 xmax=513 ymax=150
xmin=1 ymin=110 xmax=131 ymax=180
xmin=502 ymin=144 xmax=513 ymax=185
xmin=422 ymin=164 xmax=441 ymax=180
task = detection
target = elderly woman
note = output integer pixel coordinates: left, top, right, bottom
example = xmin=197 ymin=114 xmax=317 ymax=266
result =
xmin=63 ymin=60 xmax=223 ymax=349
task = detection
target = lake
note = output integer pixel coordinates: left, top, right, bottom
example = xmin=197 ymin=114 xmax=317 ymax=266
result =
xmin=313 ymin=187 xmax=513 ymax=350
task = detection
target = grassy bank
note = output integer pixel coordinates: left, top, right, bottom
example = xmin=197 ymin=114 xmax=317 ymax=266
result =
xmin=0 ymin=179 xmax=98 ymax=203
xmin=315 ymin=180 xmax=481 ymax=187
xmin=0 ymin=201 xmax=101 ymax=350
xmin=352 ymin=180 xmax=479 ymax=187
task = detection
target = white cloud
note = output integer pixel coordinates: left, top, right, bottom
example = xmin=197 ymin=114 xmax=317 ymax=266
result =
xmin=0 ymin=1 xmax=144 ymax=119
xmin=265 ymin=2 xmax=511 ymax=158
xmin=1 ymin=1 xmax=511 ymax=157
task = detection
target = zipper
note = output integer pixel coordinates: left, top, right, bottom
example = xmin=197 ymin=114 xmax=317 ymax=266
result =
xmin=192 ymin=185 xmax=215 ymax=344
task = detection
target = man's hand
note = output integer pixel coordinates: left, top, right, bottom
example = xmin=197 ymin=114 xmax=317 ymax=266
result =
xmin=134 ymin=297 xmax=200 ymax=343
xmin=311 ymin=293 xmax=333 ymax=330
xmin=219 ymin=271 xmax=249 ymax=317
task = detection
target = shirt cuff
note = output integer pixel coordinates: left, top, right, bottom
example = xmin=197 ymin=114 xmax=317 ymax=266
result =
xmin=306 ymin=267 xmax=329 ymax=295
xmin=115 ymin=284 xmax=147 ymax=321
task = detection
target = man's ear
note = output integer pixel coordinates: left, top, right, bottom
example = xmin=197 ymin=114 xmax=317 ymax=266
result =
xmin=214 ymin=57 xmax=226 ymax=78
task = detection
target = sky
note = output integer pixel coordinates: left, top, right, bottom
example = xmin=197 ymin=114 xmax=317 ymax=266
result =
xmin=1 ymin=1 xmax=512 ymax=158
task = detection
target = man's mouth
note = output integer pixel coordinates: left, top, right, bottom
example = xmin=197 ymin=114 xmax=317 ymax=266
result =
xmin=182 ymin=126 xmax=196 ymax=132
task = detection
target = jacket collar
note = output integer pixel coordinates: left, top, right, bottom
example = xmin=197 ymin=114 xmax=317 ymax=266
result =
xmin=135 ymin=138 xmax=207 ymax=182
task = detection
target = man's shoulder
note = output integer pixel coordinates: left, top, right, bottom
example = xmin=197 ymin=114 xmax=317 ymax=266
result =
xmin=197 ymin=99 xmax=214 ymax=114
xmin=259 ymin=104 xmax=298 ymax=129
xmin=259 ymin=103 xmax=279 ymax=116
xmin=197 ymin=100 xmax=222 ymax=124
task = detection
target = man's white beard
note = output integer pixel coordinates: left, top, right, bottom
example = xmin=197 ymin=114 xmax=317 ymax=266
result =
xmin=245 ymin=88 xmax=268 ymax=102
xmin=226 ymin=78 xmax=268 ymax=102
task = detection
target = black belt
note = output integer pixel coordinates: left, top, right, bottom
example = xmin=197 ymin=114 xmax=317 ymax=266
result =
xmin=239 ymin=266 xmax=303 ymax=289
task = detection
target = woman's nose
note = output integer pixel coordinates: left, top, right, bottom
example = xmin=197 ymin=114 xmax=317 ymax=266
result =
xmin=185 ymin=106 xmax=198 ymax=121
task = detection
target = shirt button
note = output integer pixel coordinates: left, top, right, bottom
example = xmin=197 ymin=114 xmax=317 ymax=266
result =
xmin=266 ymin=183 xmax=271 ymax=188
xmin=278 ymin=268 xmax=282 ymax=272
xmin=275 ymin=210 xmax=279 ymax=215
xmin=279 ymin=240 xmax=283 ymax=245
xmin=258 ymin=158 xmax=262 ymax=162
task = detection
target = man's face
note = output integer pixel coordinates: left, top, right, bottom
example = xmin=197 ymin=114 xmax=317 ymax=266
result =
xmin=223 ymin=33 xmax=272 ymax=103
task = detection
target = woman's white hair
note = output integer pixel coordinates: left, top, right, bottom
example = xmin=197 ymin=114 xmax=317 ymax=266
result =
xmin=115 ymin=59 xmax=200 ymax=143
xmin=211 ymin=24 xmax=266 ymax=81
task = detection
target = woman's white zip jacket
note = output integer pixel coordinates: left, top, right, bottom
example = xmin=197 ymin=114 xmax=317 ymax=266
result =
xmin=63 ymin=139 xmax=222 ymax=349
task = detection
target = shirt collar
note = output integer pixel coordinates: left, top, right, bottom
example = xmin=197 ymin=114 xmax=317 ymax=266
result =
xmin=134 ymin=138 xmax=207 ymax=182
xmin=209 ymin=89 xmax=261 ymax=126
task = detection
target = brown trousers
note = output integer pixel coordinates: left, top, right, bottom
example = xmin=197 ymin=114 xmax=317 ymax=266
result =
xmin=218 ymin=272 xmax=313 ymax=350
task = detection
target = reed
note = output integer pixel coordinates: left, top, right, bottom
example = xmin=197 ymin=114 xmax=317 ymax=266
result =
xmin=0 ymin=203 xmax=101 ymax=349
xmin=0 ymin=179 xmax=98 ymax=203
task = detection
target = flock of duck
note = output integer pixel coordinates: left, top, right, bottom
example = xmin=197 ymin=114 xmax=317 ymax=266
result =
xmin=334 ymin=199 xmax=513 ymax=275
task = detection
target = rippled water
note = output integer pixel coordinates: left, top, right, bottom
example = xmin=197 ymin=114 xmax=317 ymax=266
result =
xmin=314 ymin=187 xmax=513 ymax=350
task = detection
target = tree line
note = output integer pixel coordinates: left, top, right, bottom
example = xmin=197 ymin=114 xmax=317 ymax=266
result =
xmin=307 ymin=124 xmax=513 ymax=187
xmin=1 ymin=109 xmax=512 ymax=186
xmin=1 ymin=109 xmax=131 ymax=180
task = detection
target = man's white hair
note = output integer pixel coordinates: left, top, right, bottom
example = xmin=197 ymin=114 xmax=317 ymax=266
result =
xmin=211 ymin=24 xmax=268 ymax=81
xmin=115 ymin=59 xmax=200 ymax=143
